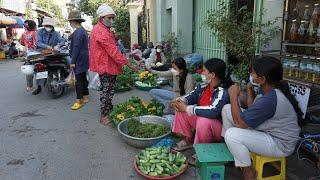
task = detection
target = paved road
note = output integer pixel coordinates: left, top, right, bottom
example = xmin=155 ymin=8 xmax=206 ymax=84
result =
xmin=0 ymin=60 xmax=319 ymax=180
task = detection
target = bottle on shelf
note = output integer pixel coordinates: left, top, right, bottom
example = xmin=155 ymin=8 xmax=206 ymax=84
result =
xmin=303 ymin=5 xmax=311 ymax=20
xmin=306 ymin=22 xmax=316 ymax=55
xmin=298 ymin=21 xmax=307 ymax=54
xmin=312 ymin=59 xmax=320 ymax=83
xmin=289 ymin=59 xmax=299 ymax=78
xmin=292 ymin=2 xmax=299 ymax=20
xmin=299 ymin=61 xmax=308 ymax=80
xmin=311 ymin=3 xmax=320 ymax=26
xmin=282 ymin=59 xmax=290 ymax=77
xmin=306 ymin=62 xmax=314 ymax=82
xmin=289 ymin=19 xmax=299 ymax=53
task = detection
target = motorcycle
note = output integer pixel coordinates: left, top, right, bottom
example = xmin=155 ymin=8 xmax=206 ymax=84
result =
xmin=22 ymin=48 xmax=71 ymax=98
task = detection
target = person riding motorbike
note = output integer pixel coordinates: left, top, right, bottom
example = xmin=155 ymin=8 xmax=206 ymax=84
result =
xmin=32 ymin=17 xmax=65 ymax=95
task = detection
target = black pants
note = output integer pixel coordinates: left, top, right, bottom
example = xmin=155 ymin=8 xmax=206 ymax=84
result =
xmin=75 ymin=72 xmax=89 ymax=100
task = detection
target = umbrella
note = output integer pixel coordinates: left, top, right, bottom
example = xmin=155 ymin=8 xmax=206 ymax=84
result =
xmin=0 ymin=13 xmax=16 ymax=25
xmin=7 ymin=16 xmax=25 ymax=28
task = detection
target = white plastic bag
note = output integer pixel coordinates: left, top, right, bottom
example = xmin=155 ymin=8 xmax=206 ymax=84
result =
xmin=66 ymin=70 xmax=76 ymax=86
xmin=88 ymin=73 xmax=101 ymax=91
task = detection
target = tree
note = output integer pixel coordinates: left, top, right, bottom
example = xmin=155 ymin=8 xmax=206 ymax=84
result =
xmin=206 ymin=0 xmax=280 ymax=81
xmin=78 ymin=0 xmax=130 ymax=48
xmin=36 ymin=0 xmax=66 ymax=27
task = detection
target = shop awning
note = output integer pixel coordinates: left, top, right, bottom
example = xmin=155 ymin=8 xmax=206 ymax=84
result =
xmin=35 ymin=7 xmax=54 ymax=17
xmin=8 ymin=16 xmax=25 ymax=28
xmin=0 ymin=13 xmax=16 ymax=26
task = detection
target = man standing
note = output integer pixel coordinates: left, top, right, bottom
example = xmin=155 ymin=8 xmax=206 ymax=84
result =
xmin=89 ymin=4 xmax=137 ymax=126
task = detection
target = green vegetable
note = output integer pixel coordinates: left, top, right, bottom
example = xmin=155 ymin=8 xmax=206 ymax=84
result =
xmin=127 ymin=118 xmax=170 ymax=138
xmin=151 ymin=164 xmax=155 ymax=172
xmin=148 ymin=172 xmax=158 ymax=176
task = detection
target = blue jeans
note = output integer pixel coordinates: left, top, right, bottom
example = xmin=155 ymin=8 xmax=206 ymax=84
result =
xmin=149 ymin=89 xmax=175 ymax=114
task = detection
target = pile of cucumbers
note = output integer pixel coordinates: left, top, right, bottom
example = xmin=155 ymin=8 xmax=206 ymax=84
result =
xmin=136 ymin=147 xmax=187 ymax=177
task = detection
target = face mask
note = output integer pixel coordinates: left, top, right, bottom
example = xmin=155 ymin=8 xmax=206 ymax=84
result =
xmin=45 ymin=27 xmax=53 ymax=32
xmin=171 ymin=68 xmax=179 ymax=76
xmin=201 ymin=74 xmax=210 ymax=84
xmin=156 ymin=48 xmax=162 ymax=53
xmin=104 ymin=18 xmax=114 ymax=28
xmin=249 ymin=74 xmax=260 ymax=87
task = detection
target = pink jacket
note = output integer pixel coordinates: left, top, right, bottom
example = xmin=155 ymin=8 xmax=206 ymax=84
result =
xmin=89 ymin=21 xmax=128 ymax=75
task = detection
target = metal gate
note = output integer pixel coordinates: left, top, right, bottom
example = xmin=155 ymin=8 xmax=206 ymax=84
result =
xmin=193 ymin=0 xmax=229 ymax=61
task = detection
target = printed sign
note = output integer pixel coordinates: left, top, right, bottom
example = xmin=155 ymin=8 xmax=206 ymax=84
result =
xmin=288 ymin=82 xmax=311 ymax=118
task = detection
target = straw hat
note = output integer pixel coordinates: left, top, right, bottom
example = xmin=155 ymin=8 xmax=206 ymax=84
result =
xmin=42 ymin=17 xmax=55 ymax=26
xmin=68 ymin=10 xmax=85 ymax=22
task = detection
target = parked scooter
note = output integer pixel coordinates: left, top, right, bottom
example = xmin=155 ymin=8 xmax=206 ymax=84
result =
xmin=21 ymin=47 xmax=71 ymax=98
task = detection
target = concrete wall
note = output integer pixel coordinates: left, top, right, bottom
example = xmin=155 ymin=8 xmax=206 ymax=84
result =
xmin=155 ymin=0 xmax=193 ymax=54
xmin=146 ymin=0 xmax=157 ymax=43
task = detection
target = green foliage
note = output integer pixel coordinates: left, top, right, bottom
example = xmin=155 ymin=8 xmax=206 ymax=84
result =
xmin=206 ymin=0 xmax=280 ymax=81
xmin=36 ymin=0 xmax=66 ymax=27
xmin=78 ymin=0 xmax=130 ymax=47
xmin=162 ymin=32 xmax=179 ymax=63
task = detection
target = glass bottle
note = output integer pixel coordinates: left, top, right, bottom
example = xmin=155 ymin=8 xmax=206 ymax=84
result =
xmin=306 ymin=22 xmax=316 ymax=55
xmin=312 ymin=60 xmax=320 ymax=83
xmin=312 ymin=4 xmax=320 ymax=26
xmin=292 ymin=2 xmax=300 ymax=20
xmin=298 ymin=21 xmax=307 ymax=54
xmin=282 ymin=59 xmax=290 ymax=77
xmin=289 ymin=19 xmax=299 ymax=53
xmin=299 ymin=61 xmax=308 ymax=80
xmin=303 ymin=5 xmax=311 ymax=21
xmin=307 ymin=62 xmax=314 ymax=82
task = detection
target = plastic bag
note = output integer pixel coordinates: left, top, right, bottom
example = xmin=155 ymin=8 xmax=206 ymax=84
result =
xmin=88 ymin=73 xmax=101 ymax=91
xmin=66 ymin=70 xmax=76 ymax=86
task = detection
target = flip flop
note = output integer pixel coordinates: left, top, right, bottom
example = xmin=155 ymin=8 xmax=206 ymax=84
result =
xmin=100 ymin=117 xmax=112 ymax=127
xmin=188 ymin=154 xmax=197 ymax=166
xmin=172 ymin=140 xmax=193 ymax=151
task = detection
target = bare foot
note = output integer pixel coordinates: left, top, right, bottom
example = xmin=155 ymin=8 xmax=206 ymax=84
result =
xmin=242 ymin=167 xmax=257 ymax=180
xmin=100 ymin=117 xmax=111 ymax=127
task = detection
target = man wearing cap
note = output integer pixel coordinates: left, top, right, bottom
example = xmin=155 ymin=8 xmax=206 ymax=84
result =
xmin=89 ymin=4 xmax=137 ymax=126
xmin=33 ymin=17 xmax=65 ymax=95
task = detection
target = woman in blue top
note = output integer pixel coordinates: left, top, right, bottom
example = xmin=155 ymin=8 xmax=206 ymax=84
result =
xmin=223 ymin=56 xmax=302 ymax=180
xmin=68 ymin=10 xmax=90 ymax=110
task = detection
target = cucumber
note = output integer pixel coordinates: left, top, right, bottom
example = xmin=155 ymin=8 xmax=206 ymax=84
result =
xmin=156 ymin=164 xmax=164 ymax=171
xmin=179 ymin=164 xmax=186 ymax=171
xmin=149 ymin=150 xmax=159 ymax=155
xmin=139 ymin=159 xmax=148 ymax=163
xmin=149 ymin=159 xmax=161 ymax=163
xmin=151 ymin=164 xmax=155 ymax=172
xmin=148 ymin=172 xmax=158 ymax=176
xmin=141 ymin=169 xmax=149 ymax=175
xmin=169 ymin=153 xmax=173 ymax=162
xmin=161 ymin=160 xmax=170 ymax=164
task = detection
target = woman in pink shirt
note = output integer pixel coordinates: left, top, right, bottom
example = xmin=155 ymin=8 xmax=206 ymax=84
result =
xmin=21 ymin=20 xmax=37 ymax=91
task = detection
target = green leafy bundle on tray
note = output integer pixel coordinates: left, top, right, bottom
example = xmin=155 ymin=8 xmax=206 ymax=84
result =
xmin=127 ymin=118 xmax=169 ymax=138
xmin=115 ymin=66 xmax=134 ymax=91
xmin=136 ymin=147 xmax=187 ymax=177
xmin=109 ymin=97 xmax=165 ymax=126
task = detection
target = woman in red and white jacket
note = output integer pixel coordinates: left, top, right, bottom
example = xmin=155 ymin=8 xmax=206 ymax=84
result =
xmin=89 ymin=4 xmax=137 ymax=126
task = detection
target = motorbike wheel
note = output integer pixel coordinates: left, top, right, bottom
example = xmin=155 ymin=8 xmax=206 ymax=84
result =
xmin=47 ymin=72 xmax=65 ymax=99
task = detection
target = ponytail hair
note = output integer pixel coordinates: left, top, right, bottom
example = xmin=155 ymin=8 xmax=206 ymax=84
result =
xmin=252 ymin=56 xmax=304 ymax=125
xmin=172 ymin=57 xmax=188 ymax=96
xmin=204 ymin=58 xmax=234 ymax=89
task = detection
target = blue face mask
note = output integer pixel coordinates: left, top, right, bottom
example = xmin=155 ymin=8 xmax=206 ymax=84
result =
xmin=103 ymin=18 xmax=114 ymax=28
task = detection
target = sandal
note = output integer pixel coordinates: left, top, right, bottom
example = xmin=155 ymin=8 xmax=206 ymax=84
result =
xmin=172 ymin=140 xmax=193 ymax=151
xmin=100 ymin=116 xmax=112 ymax=127
xmin=82 ymin=96 xmax=89 ymax=103
xmin=188 ymin=154 xmax=197 ymax=166
xmin=71 ymin=102 xmax=83 ymax=110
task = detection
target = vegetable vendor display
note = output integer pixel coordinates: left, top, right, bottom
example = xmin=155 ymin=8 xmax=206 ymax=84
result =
xmin=109 ymin=97 xmax=164 ymax=126
xmin=115 ymin=66 xmax=134 ymax=91
xmin=135 ymin=147 xmax=187 ymax=177
xmin=135 ymin=71 xmax=158 ymax=87
xmin=127 ymin=118 xmax=170 ymax=138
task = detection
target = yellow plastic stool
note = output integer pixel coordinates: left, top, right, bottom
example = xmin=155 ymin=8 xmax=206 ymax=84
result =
xmin=252 ymin=153 xmax=286 ymax=180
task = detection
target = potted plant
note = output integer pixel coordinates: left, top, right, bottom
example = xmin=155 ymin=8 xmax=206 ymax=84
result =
xmin=206 ymin=1 xmax=280 ymax=83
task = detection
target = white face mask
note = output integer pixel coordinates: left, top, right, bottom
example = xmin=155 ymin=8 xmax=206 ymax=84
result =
xmin=45 ymin=27 xmax=53 ymax=32
xmin=249 ymin=74 xmax=260 ymax=87
xmin=156 ymin=48 xmax=162 ymax=53
xmin=171 ymin=68 xmax=179 ymax=76
xmin=201 ymin=74 xmax=210 ymax=84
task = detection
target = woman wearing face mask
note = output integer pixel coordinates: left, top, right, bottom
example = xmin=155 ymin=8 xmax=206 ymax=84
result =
xmin=33 ymin=17 xmax=65 ymax=95
xmin=222 ymin=56 xmax=302 ymax=180
xmin=171 ymin=59 xmax=233 ymax=159
xmin=147 ymin=43 xmax=167 ymax=69
xmin=130 ymin=43 xmax=142 ymax=61
xmin=89 ymin=4 xmax=138 ymax=126
xmin=149 ymin=57 xmax=196 ymax=114
xmin=68 ymin=10 xmax=90 ymax=110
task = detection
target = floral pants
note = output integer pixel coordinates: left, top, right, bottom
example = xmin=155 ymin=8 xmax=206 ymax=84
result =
xmin=99 ymin=74 xmax=117 ymax=118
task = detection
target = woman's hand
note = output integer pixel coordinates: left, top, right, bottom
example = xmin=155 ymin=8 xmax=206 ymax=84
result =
xmin=228 ymin=84 xmax=240 ymax=99
xmin=70 ymin=64 xmax=75 ymax=69
xmin=176 ymin=100 xmax=187 ymax=112
xmin=127 ymin=63 xmax=138 ymax=72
